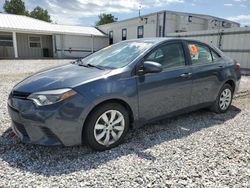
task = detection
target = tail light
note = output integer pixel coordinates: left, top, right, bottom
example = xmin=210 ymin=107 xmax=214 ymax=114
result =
xmin=234 ymin=61 xmax=240 ymax=71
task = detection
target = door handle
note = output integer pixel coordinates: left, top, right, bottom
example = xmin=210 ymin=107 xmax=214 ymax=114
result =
xmin=217 ymin=65 xmax=224 ymax=71
xmin=218 ymin=65 xmax=224 ymax=69
xmin=180 ymin=73 xmax=192 ymax=78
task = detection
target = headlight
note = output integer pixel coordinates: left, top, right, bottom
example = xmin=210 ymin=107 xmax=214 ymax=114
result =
xmin=27 ymin=88 xmax=76 ymax=106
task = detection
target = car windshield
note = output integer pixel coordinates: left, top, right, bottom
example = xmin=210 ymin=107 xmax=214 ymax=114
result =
xmin=79 ymin=41 xmax=155 ymax=69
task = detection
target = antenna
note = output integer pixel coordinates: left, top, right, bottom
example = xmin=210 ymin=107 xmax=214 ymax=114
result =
xmin=138 ymin=1 xmax=142 ymax=17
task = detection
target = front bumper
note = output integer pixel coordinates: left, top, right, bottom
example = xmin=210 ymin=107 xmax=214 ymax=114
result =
xmin=7 ymin=93 xmax=88 ymax=146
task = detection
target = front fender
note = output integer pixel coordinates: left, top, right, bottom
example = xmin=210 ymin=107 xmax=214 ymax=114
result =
xmin=74 ymin=73 xmax=139 ymax=129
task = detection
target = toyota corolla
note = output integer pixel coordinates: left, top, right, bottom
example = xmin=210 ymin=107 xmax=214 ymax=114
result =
xmin=8 ymin=38 xmax=241 ymax=150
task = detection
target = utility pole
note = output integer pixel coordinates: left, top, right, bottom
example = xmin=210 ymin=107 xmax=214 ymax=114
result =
xmin=138 ymin=1 xmax=142 ymax=17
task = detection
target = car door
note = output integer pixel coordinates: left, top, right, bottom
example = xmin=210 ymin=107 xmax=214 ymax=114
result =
xmin=186 ymin=41 xmax=225 ymax=106
xmin=136 ymin=41 xmax=192 ymax=121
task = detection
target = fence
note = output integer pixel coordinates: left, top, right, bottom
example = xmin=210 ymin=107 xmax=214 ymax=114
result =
xmin=167 ymin=27 xmax=250 ymax=74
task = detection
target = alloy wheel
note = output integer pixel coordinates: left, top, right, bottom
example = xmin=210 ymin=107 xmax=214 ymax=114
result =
xmin=219 ymin=88 xmax=232 ymax=111
xmin=94 ymin=110 xmax=125 ymax=146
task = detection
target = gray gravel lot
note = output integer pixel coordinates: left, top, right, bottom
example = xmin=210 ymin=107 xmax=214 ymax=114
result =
xmin=0 ymin=60 xmax=250 ymax=187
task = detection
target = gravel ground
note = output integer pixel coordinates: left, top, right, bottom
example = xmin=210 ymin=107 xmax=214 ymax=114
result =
xmin=0 ymin=60 xmax=250 ymax=187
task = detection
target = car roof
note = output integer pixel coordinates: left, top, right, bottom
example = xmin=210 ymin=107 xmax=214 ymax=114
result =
xmin=124 ymin=37 xmax=202 ymax=45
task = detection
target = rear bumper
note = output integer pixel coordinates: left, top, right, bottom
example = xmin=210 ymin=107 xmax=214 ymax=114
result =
xmin=7 ymin=93 xmax=88 ymax=146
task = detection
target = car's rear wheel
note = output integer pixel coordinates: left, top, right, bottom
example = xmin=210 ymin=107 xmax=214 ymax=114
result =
xmin=84 ymin=103 xmax=129 ymax=151
xmin=210 ymin=83 xmax=233 ymax=113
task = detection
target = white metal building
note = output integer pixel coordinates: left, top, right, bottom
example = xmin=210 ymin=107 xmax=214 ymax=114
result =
xmin=0 ymin=13 xmax=108 ymax=59
xmin=98 ymin=10 xmax=240 ymax=44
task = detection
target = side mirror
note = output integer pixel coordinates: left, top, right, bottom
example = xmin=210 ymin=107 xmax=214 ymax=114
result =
xmin=138 ymin=61 xmax=163 ymax=75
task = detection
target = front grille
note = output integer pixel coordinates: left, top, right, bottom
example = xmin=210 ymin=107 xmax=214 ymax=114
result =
xmin=11 ymin=90 xmax=31 ymax=99
xmin=13 ymin=121 xmax=29 ymax=138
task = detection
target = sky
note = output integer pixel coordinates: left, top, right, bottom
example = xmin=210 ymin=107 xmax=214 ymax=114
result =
xmin=0 ymin=0 xmax=250 ymax=26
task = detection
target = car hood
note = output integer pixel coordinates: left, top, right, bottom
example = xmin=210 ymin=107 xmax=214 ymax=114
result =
xmin=13 ymin=64 xmax=111 ymax=93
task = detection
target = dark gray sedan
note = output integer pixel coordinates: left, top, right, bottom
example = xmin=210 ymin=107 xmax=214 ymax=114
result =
xmin=8 ymin=38 xmax=241 ymax=150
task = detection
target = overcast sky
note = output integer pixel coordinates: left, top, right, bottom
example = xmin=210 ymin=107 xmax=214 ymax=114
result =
xmin=0 ymin=0 xmax=249 ymax=26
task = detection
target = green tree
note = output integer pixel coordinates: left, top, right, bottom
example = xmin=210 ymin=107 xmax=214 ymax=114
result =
xmin=29 ymin=6 xmax=51 ymax=22
xmin=3 ymin=0 xmax=28 ymax=15
xmin=95 ymin=13 xmax=117 ymax=26
xmin=3 ymin=1 xmax=52 ymax=23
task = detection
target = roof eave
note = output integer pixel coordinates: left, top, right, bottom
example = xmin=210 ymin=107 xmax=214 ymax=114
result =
xmin=0 ymin=27 xmax=107 ymax=37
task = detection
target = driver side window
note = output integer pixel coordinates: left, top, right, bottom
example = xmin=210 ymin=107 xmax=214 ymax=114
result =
xmin=145 ymin=43 xmax=185 ymax=69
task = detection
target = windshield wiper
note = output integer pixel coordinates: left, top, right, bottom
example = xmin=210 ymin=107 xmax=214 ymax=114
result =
xmin=77 ymin=62 xmax=104 ymax=70
xmin=71 ymin=59 xmax=82 ymax=64
xmin=72 ymin=59 xmax=105 ymax=70
xmin=86 ymin=63 xmax=104 ymax=70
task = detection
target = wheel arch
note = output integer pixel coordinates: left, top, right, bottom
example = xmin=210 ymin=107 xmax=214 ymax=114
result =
xmin=82 ymin=98 xmax=135 ymax=142
xmin=224 ymin=79 xmax=236 ymax=93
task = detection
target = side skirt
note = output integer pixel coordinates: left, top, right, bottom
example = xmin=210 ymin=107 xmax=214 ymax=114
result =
xmin=132 ymin=102 xmax=213 ymax=129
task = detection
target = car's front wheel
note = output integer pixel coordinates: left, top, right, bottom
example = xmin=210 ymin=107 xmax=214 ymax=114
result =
xmin=211 ymin=83 xmax=233 ymax=113
xmin=84 ymin=102 xmax=129 ymax=151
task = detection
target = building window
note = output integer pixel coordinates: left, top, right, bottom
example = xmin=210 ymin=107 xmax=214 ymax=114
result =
xmin=137 ymin=26 xmax=144 ymax=38
xmin=0 ymin=34 xmax=13 ymax=47
xmin=29 ymin=36 xmax=41 ymax=48
xmin=188 ymin=16 xmax=193 ymax=22
xmin=109 ymin=31 xmax=113 ymax=45
xmin=122 ymin=29 xmax=127 ymax=40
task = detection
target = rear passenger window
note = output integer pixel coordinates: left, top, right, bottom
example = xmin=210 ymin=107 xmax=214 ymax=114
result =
xmin=188 ymin=43 xmax=213 ymax=65
xmin=145 ymin=43 xmax=185 ymax=69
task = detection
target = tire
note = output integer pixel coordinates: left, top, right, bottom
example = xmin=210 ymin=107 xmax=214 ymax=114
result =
xmin=210 ymin=83 xmax=233 ymax=114
xmin=83 ymin=102 xmax=129 ymax=151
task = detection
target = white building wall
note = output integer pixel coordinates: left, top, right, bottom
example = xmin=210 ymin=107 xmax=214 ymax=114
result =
xmin=164 ymin=13 xmax=234 ymax=33
xmin=55 ymin=34 xmax=108 ymax=58
xmin=98 ymin=11 xmax=240 ymax=44
xmin=93 ymin=36 xmax=109 ymax=51
xmin=164 ymin=13 xmax=177 ymax=33
xmin=99 ymin=14 xmax=158 ymax=44
xmin=143 ymin=14 xmax=158 ymax=38
xmin=180 ymin=16 xmax=206 ymax=31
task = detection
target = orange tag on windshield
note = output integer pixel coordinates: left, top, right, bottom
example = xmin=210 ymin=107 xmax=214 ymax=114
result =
xmin=188 ymin=44 xmax=198 ymax=55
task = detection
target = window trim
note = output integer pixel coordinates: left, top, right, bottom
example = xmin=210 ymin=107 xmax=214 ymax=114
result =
xmin=137 ymin=25 xmax=144 ymax=38
xmin=122 ymin=28 xmax=127 ymax=41
xmin=210 ymin=48 xmax=221 ymax=62
xmin=28 ymin=35 xmax=42 ymax=48
xmin=0 ymin=34 xmax=13 ymax=47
